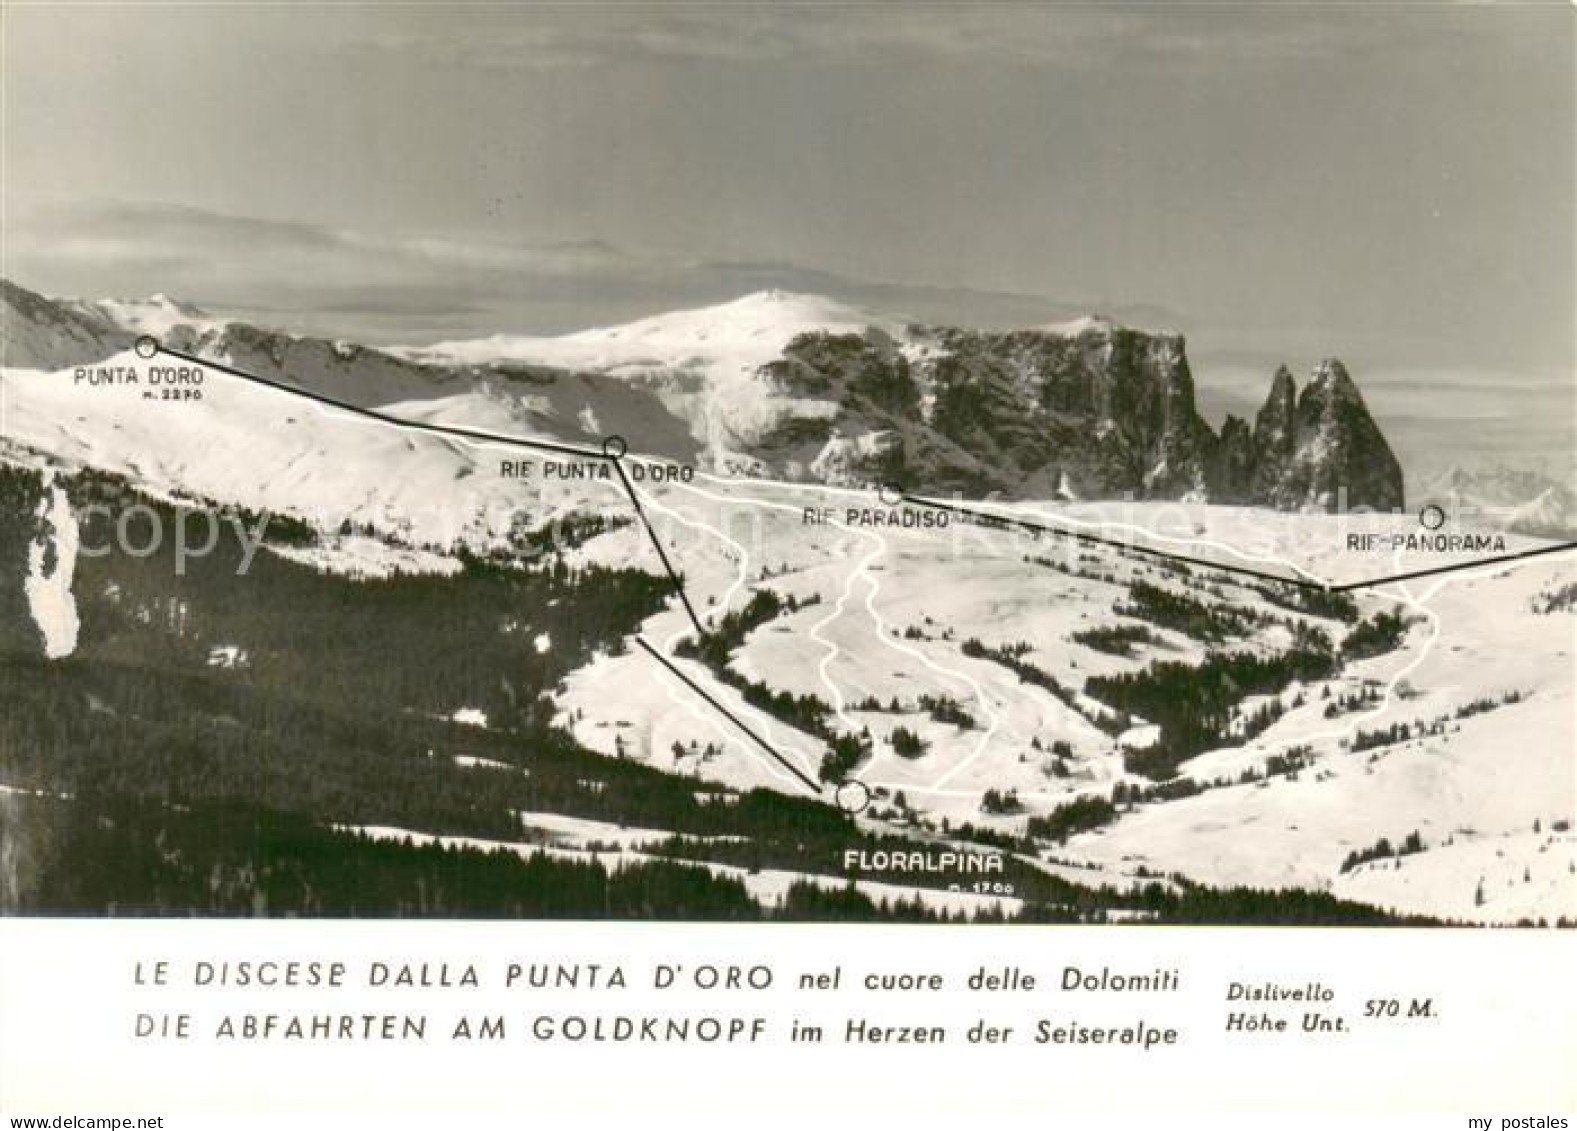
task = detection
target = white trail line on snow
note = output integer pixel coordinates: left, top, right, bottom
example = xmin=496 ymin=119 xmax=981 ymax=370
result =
xmin=1006 ymin=500 xmax=1455 ymax=778
xmin=620 ymin=475 xmax=824 ymax=788
xmin=1304 ymin=546 xmax=1576 ymax=756
xmin=1249 ymin=588 xmax=1442 ymax=764
xmin=625 ymin=481 xmax=750 ymax=652
xmin=660 ymin=476 xmax=874 ymax=722
xmin=854 ymin=542 xmax=1004 ymax=791
xmin=1262 ymin=545 xmax=1577 ymax=767
xmin=1415 ymin=547 xmax=1577 ymax=603
xmin=216 ymin=393 xmax=1576 ymax=799
xmin=1015 ymin=501 xmax=1334 ymax=589
xmin=809 ymin=534 xmax=883 ymax=732
xmin=659 ymin=477 xmax=1005 ymax=794
xmin=639 ymin=472 xmax=1507 ymax=799
xmin=550 ymin=442 xmax=1573 ymax=802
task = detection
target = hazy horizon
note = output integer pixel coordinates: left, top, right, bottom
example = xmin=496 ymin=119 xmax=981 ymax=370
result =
xmin=2 ymin=3 xmax=1572 ymax=478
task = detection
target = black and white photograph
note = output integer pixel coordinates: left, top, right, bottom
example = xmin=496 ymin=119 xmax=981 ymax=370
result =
xmin=1 ymin=1 xmax=1573 ymax=1120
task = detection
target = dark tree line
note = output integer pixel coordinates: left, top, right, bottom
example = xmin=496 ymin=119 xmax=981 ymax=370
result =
xmin=0 ymin=464 xmax=1445 ymax=926
xmin=1087 ymin=638 xmax=1338 ymax=779
xmin=1114 ymin=581 xmax=1259 ymax=643
xmin=1341 ymin=611 xmax=1411 ymax=660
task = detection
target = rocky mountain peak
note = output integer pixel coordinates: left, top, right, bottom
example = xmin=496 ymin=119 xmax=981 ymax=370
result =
xmin=1281 ymin=358 xmax=1404 ymax=510
xmin=1306 ymin=356 xmax=1357 ymax=393
xmin=1207 ymin=359 xmax=1403 ymax=511
xmin=1297 ymin=358 xmax=1381 ymax=431
xmin=1 ymin=277 xmax=133 ymax=370
xmin=1266 ymin=363 xmax=1297 ymax=402
xmin=1 ymin=277 xmax=1405 ymax=512
xmin=1254 ymin=366 xmax=1298 ymax=446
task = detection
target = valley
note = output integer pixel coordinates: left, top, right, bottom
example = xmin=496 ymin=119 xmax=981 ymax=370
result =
xmin=2 ymin=283 xmax=1573 ymax=925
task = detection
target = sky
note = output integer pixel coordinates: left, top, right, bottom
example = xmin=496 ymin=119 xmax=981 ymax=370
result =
xmin=2 ymin=3 xmax=1573 ymax=476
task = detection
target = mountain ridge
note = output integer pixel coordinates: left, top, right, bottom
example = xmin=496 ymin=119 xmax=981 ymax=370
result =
xmin=1419 ymin=463 xmax=1577 ymax=539
xmin=1 ymin=278 xmax=1403 ymax=511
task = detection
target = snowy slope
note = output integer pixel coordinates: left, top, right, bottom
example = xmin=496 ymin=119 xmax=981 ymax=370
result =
xmin=54 ymin=293 xmax=222 ymax=338
xmin=1420 ymin=463 xmax=1577 ymax=538
xmin=557 ymin=484 xmax=1577 ymax=922
xmin=1506 ymin=487 xmax=1577 ymax=539
xmin=399 ymin=291 xmax=905 ymax=464
xmin=380 ymin=379 xmax=702 ymax=462
xmin=405 ymin=290 xmax=903 ymax=375
xmin=5 ymin=303 xmax=1573 ymax=924
xmin=0 ymin=352 xmax=632 ymax=556
xmin=1058 ymin=553 xmax=1577 ymax=922
xmin=1 ymin=280 xmax=135 ymax=370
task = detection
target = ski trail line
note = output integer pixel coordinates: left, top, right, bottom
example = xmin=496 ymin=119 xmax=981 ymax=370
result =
xmin=1012 ymin=502 xmax=1334 ymax=588
xmin=661 ymin=477 xmax=1006 ymax=791
xmin=601 ymin=475 xmax=822 ymax=788
xmin=810 ymin=534 xmax=884 ymax=733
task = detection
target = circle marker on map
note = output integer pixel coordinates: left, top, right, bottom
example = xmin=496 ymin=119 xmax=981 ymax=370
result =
xmin=1418 ymin=504 xmax=1447 ymax=531
xmin=602 ymin=435 xmax=629 ymax=460
xmin=134 ymin=335 xmax=158 ymax=359
xmin=877 ymin=483 xmax=904 ymax=507
xmin=834 ymin=779 xmax=872 ymax=815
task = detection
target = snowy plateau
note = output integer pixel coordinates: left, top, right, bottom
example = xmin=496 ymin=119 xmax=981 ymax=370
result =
xmin=2 ymin=279 xmax=1573 ymax=925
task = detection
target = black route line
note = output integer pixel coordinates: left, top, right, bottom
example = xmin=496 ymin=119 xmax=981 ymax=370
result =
xmin=612 ymin=458 xmax=707 ymax=637
xmin=157 ymin=346 xmax=612 ymax=461
xmin=903 ymin=492 xmax=1577 ymax=594
xmin=147 ymin=343 xmax=1577 ymax=607
xmin=96 ymin=340 xmax=1577 ymax=808
xmin=1328 ymin=539 xmax=1577 ymax=592
xmin=634 ymin=637 xmax=823 ymax=795
xmin=900 ymin=492 xmax=1331 ymax=592
xmin=158 ymin=343 xmax=710 ymax=635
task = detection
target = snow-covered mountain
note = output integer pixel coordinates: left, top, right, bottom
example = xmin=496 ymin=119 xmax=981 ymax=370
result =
xmin=406 ymin=287 xmax=1405 ymax=508
xmin=1507 ymin=488 xmax=1577 ymax=539
xmin=3 ymin=278 xmax=1404 ymax=510
xmin=0 ymin=279 xmax=137 ymax=371
xmin=53 ymin=292 xmax=221 ymax=338
xmin=405 ymin=289 xmax=902 ymax=376
xmin=399 ymin=291 xmax=903 ymax=475
xmin=3 ymin=279 xmax=1573 ymax=925
xmin=1420 ymin=464 xmax=1577 ymax=539
xmin=0 ymin=283 xmax=230 ymax=371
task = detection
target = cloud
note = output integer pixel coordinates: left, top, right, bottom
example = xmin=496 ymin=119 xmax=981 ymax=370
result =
xmin=7 ymin=198 xmax=1567 ymax=483
xmin=351 ymin=7 xmax=1391 ymax=75
xmin=5 ymin=198 xmax=1178 ymax=343
xmin=20 ymin=199 xmax=650 ymax=280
